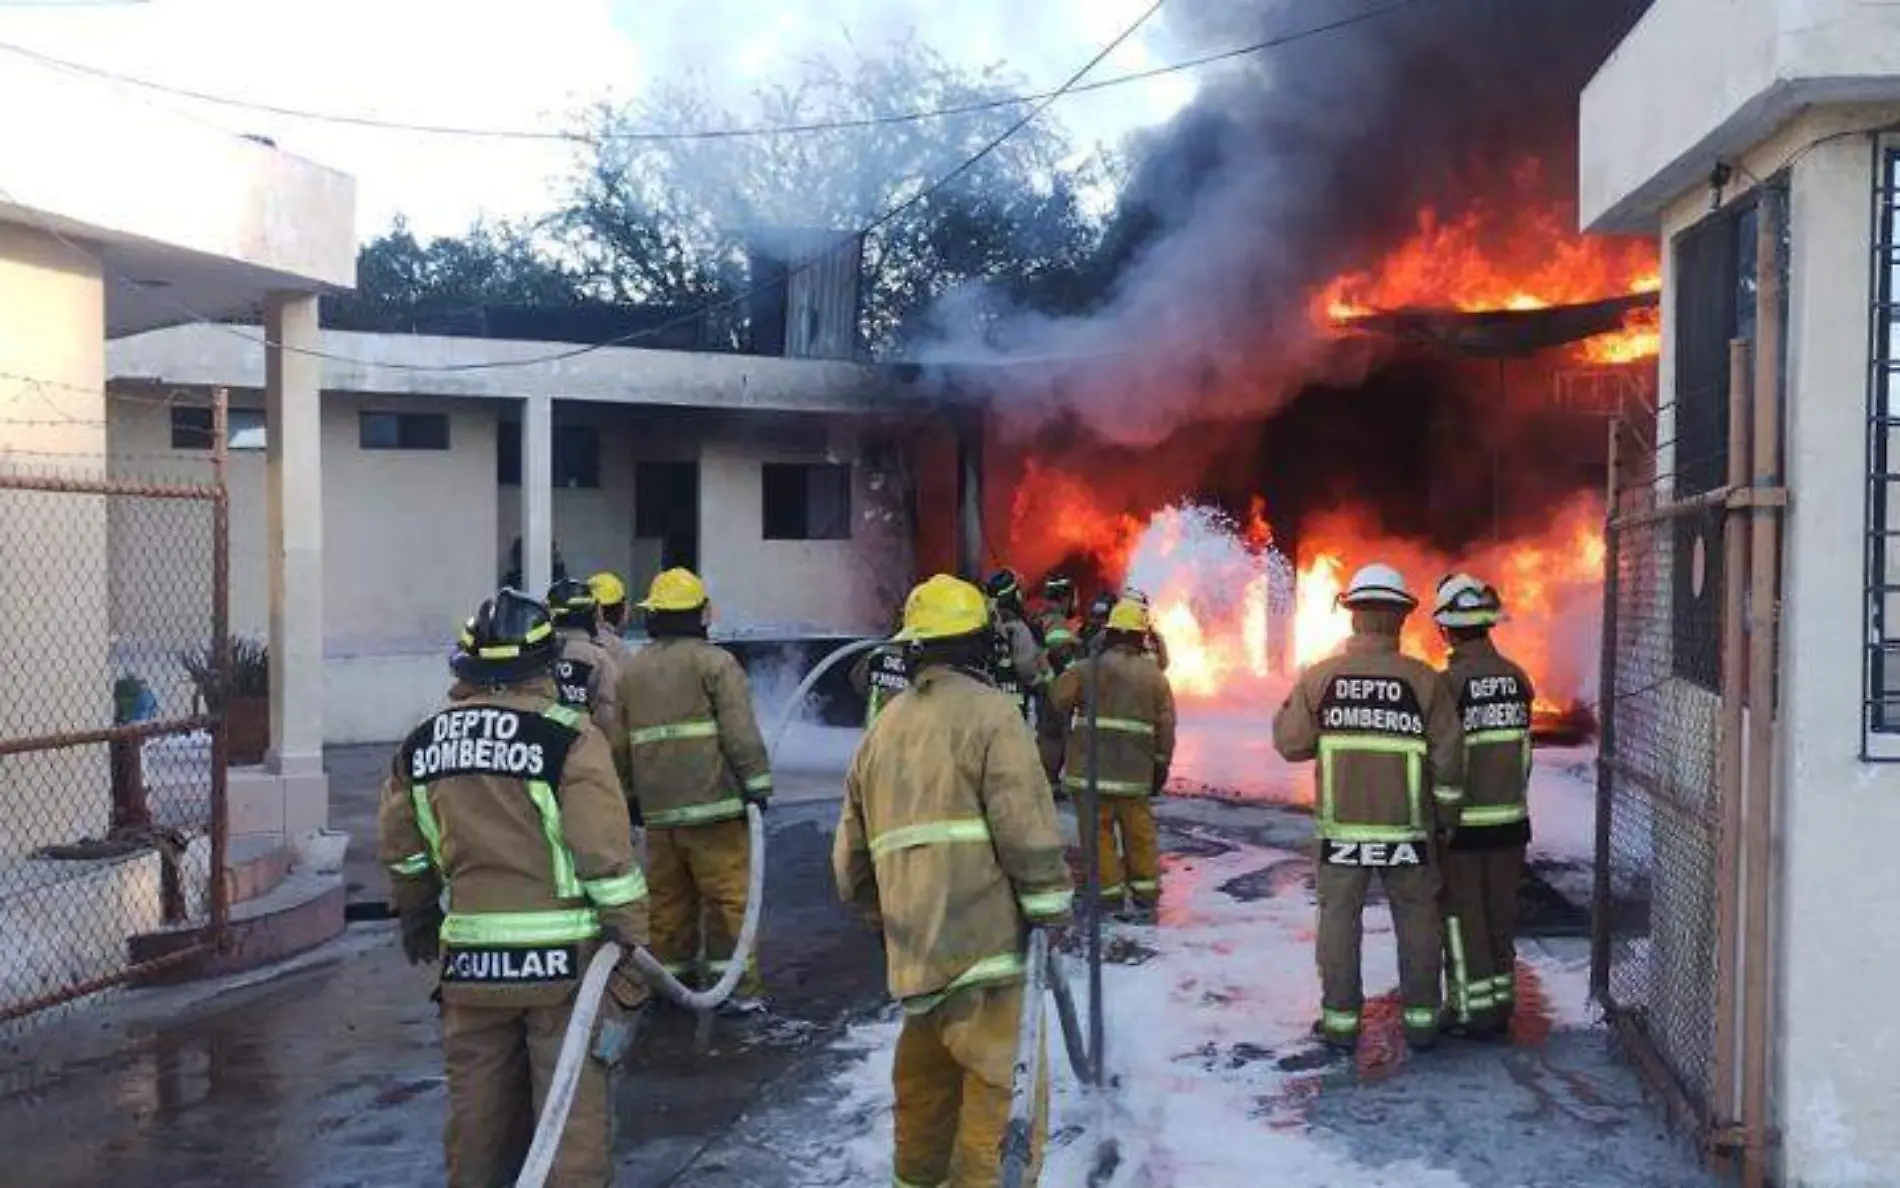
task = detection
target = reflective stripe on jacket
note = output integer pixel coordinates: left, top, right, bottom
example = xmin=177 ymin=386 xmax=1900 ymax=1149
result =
xmin=376 ymin=678 xmax=648 ymax=1007
xmin=1049 ymin=643 xmax=1176 ymax=797
xmin=613 ymin=637 xmax=772 ymax=828
xmin=1441 ymin=638 xmax=1536 ymax=842
xmin=834 ymin=665 xmax=1073 ymax=1005
xmin=1272 ymin=633 xmax=1464 ymax=844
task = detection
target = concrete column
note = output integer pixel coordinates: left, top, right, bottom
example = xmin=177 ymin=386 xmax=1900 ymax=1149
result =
xmin=263 ymin=292 xmax=327 ymax=839
xmin=522 ymin=394 xmax=553 ymax=596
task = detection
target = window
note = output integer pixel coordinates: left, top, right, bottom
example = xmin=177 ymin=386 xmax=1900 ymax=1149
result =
xmin=360 ymin=410 xmax=449 ymax=451
xmin=496 ymin=422 xmax=601 ymax=489
xmin=170 ymin=405 xmax=267 ymax=451
xmin=762 ymin=462 xmax=851 ymax=540
xmin=1668 ymin=198 xmax=1767 ymax=693
xmin=1867 ymin=147 xmax=1900 ymax=738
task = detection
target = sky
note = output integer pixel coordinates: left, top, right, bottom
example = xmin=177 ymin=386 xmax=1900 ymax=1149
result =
xmin=0 ymin=0 xmax=1198 ymax=242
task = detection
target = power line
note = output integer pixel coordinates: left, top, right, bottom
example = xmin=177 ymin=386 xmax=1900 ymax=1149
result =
xmin=1 ymin=0 xmax=1171 ymax=377
xmin=0 ymin=0 xmax=1422 ymax=144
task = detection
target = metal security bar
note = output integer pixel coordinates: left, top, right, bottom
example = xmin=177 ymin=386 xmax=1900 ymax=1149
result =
xmin=0 ymin=389 xmax=231 ymax=1025
xmin=1861 ymin=141 xmax=1900 ymax=755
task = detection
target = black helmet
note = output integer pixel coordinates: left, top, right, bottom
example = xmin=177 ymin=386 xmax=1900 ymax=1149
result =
xmin=547 ymin=577 xmax=598 ymax=629
xmin=1087 ymin=591 xmax=1115 ymax=623
xmin=452 ymin=589 xmax=557 ymax=685
xmin=1043 ymin=575 xmax=1075 ymax=603
xmin=985 ymin=569 xmax=1023 ymax=605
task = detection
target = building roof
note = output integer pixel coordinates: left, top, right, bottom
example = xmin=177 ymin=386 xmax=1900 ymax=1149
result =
xmin=0 ymin=61 xmax=356 ymax=336
xmin=107 ymin=323 xmax=929 ymax=415
xmin=1580 ymin=0 xmax=1900 ymax=231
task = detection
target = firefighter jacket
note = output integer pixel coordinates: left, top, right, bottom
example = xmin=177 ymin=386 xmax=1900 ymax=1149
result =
xmin=1036 ymin=610 xmax=1081 ymax=675
xmin=554 ymin=626 xmax=621 ymax=740
xmin=1272 ymin=632 xmax=1464 ymax=861
xmin=833 ymin=665 xmax=1073 ymax=1008
xmin=1049 ymin=643 xmax=1176 ymax=798
xmin=377 ymin=678 xmax=649 ymax=1008
xmin=850 ymin=642 xmax=912 ymax=727
xmin=993 ymin=615 xmax=1048 ymax=725
xmin=1439 ymin=637 xmax=1535 ymax=849
xmin=612 ymin=637 xmax=772 ymax=828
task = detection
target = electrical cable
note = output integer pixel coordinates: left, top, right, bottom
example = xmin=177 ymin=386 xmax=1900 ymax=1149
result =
xmin=0 ymin=0 xmax=1422 ymax=144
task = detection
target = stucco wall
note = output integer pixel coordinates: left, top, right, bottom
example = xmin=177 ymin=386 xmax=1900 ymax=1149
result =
xmin=1649 ymin=114 xmax=1900 ymax=1183
xmin=0 ymin=224 xmax=110 ymax=862
xmin=697 ymin=418 xmax=911 ymax=634
xmin=1581 ymin=0 xmax=1900 ymax=230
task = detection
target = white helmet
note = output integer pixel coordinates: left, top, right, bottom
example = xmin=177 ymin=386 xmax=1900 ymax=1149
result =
xmin=1339 ymin=562 xmax=1417 ymax=610
xmin=1433 ymin=572 xmax=1503 ymax=628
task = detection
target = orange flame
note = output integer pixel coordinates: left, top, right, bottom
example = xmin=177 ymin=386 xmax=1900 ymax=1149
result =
xmin=1312 ymin=188 xmax=1662 ymax=363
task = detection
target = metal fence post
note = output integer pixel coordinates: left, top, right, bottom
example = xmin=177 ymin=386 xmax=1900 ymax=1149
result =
xmin=210 ymin=389 xmax=232 ymax=946
xmin=1590 ymin=418 xmax=1623 ymax=1001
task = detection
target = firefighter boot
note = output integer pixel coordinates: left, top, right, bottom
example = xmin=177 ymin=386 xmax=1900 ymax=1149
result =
xmin=1383 ymin=863 xmax=1446 ymax=1052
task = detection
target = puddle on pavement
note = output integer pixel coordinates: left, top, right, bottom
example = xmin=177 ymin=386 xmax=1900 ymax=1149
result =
xmin=1215 ymin=858 xmax=1312 ymax=903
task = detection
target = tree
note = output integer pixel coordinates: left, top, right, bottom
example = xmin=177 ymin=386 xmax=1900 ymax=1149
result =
xmin=563 ymin=36 xmax=1107 ymax=355
xmin=325 ymin=216 xmax=586 ymax=331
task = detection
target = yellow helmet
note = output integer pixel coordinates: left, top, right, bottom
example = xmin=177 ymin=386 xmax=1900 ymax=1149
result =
xmin=588 ymin=571 xmax=627 ymax=606
xmin=894 ymin=574 xmax=992 ymax=642
xmin=1107 ymin=598 xmax=1151 ymax=634
xmin=639 ymin=568 xmax=709 ymax=612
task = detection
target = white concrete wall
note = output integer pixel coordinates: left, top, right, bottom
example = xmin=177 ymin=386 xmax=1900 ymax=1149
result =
xmin=1581 ymin=0 xmax=1900 ymax=230
xmin=0 ymin=223 xmax=110 ymax=863
xmin=697 ymin=418 xmax=911 ymax=635
xmin=0 ymin=65 xmax=354 ymax=294
xmin=1644 ymin=112 xmax=1900 ymax=1184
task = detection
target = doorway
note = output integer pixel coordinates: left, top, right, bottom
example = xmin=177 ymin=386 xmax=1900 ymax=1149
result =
xmin=634 ymin=461 xmax=700 ymax=588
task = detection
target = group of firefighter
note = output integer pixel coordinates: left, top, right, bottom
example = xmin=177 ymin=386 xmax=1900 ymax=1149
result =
xmin=377 ymin=551 xmax=1534 ymax=1188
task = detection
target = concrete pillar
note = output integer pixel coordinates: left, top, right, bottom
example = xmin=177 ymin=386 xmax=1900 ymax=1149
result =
xmin=521 ymin=394 xmax=553 ymax=596
xmin=263 ymin=292 xmax=327 ymax=839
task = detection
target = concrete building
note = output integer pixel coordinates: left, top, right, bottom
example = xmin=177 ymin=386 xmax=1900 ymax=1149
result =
xmin=104 ymin=324 xmax=936 ymax=743
xmin=1581 ymin=1 xmax=1900 ymax=1181
xmin=0 ymin=63 xmax=354 ymax=1011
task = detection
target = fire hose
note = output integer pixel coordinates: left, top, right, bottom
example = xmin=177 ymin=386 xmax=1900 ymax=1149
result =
xmin=1001 ymin=634 xmax=1116 ymax=1186
xmin=515 ymin=636 xmax=883 ymax=1188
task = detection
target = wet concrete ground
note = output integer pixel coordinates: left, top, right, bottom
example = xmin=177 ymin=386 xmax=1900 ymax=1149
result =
xmin=0 ymin=739 xmax=1715 ymax=1187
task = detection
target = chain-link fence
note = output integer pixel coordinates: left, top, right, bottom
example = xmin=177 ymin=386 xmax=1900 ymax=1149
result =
xmin=1594 ymin=458 xmax=1728 ymax=1122
xmin=0 ymin=393 xmax=229 ymax=1025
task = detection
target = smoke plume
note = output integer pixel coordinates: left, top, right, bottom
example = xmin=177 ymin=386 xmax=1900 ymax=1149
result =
xmin=925 ymin=0 xmax=1654 ymax=440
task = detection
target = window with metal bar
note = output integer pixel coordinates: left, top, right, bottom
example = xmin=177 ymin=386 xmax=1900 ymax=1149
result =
xmin=1864 ymin=146 xmax=1900 ymax=739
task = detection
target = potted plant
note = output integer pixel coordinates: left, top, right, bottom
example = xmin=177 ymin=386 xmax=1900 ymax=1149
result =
xmin=181 ymin=636 xmax=271 ymax=765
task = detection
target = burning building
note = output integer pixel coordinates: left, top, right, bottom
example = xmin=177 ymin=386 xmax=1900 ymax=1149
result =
xmin=919 ymin=1 xmax=1659 ymax=743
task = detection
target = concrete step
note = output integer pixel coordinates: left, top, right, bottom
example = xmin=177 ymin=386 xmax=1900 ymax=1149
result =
xmin=224 ymin=836 xmax=292 ymax=907
xmin=127 ymin=870 xmax=345 ymax=987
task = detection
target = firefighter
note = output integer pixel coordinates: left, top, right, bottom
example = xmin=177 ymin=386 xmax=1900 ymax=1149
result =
xmin=1051 ymin=596 xmax=1176 ymax=920
xmin=586 ymin=571 xmax=633 ymax=661
xmin=850 ymin=632 xmax=912 ymax=728
xmin=985 ymin=569 xmax=1050 ymax=726
xmin=1432 ymin=573 xmax=1535 ymax=1038
xmin=548 ymin=577 xmax=621 ymax=738
xmin=1120 ymin=586 xmax=1171 ymax=672
xmin=613 ymin=568 xmax=773 ymax=1013
xmin=1078 ymin=591 xmax=1115 ymax=648
xmin=378 ymin=590 xmax=649 ymax=1188
xmin=1271 ymin=563 xmax=1464 ymax=1053
xmin=1033 ymin=575 xmax=1082 ymax=785
xmin=833 ymin=573 xmax=1074 ymax=1188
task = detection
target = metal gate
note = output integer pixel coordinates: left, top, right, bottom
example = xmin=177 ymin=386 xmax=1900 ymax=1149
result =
xmin=0 ymin=388 xmax=231 ymax=1025
xmin=1592 ymin=190 xmax=1786 ymax=1186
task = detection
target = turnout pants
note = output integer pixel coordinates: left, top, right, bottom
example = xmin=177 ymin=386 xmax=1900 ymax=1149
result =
xmin=893 ymin=981 xmax=1047 ymax=1188
xmin=1093 ymin=796 xmax=1160 ymax=906
xmin=440 ymin=996 xmax=618 ymax=1188
xmin=1315 ymin=856 xmax=1443 ymax=1044
xmin=1441 ymin=845 xmax=1525 ymax=1026
xmin=648 ymin=817 xmax=760 ymax=994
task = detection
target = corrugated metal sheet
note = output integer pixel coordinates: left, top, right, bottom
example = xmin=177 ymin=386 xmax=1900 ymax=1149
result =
xmin=746 ymin=229 xmax=863 ymax=361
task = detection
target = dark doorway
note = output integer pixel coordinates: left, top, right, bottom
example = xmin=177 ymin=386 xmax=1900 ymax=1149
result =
xmin=635 ymin=461 xmax=699 ymax=572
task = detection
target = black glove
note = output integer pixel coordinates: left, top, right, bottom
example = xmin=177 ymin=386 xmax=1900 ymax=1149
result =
xmin=628 ymin=798 xmax=644 ymax=829
xmin=743 ymin=786 xmax=770 ymax=813
xmin=400 ymin=905 xmax=443 ymax=966
xmin=1151 ymin=773 xmax=1168 ymax=799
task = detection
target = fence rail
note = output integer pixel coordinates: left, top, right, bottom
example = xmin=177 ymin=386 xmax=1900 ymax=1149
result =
xmin=0 ymin=393 xmax=230 ymax=1026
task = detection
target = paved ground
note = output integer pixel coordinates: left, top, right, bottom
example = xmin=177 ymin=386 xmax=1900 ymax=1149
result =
xmin=0 ymin=725 xmax=1717 ymax=1187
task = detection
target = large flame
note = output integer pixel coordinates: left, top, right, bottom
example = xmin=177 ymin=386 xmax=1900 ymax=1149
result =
xmin=1313 ymin=186 xmax=1661 ymax=363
